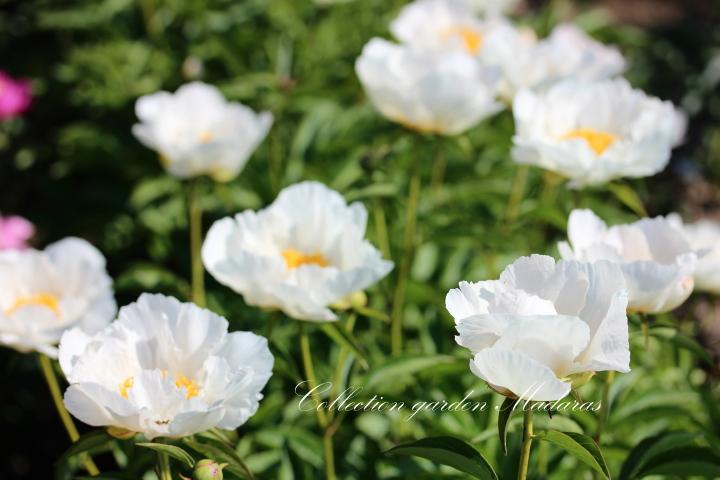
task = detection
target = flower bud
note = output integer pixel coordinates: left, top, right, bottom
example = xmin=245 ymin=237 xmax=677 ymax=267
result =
xmin=331 ymin=291 xmax=367 ymax=310
xmin=106 ymin=426 xmax=136 ymax=440
xmin=568 ymin=371 xmax=595 ymax=390
xmin=194 ymin=459 xmax=227 ymax=480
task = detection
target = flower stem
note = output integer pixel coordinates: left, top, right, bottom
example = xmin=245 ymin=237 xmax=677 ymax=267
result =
xmin=506 ymin=165 xmax=529 ymax=225
xmin=330 ymin=314 xmax=357 ymax=411
xmin=323 ymin=432 xmax=337 ymax=480
xmin=265 ymin=312 xmax=280 ymax=340
xmin=391 ymin=170 xmax=421 ymax=356
xmin=189 ymin=179 xmax=206 ymax=307
xmin=38 ymin=355 xmax=100 ymax=476
xmin=373 ymin=200 xmax=391 ymax=261
xmin=595 ymin=370 xmax=615 ymax=442
xmin=517 ymin=407 xmax=534 ymax=480
xmin=429 ymin=147 xmax=446 ymax=193
xmin=298 ymin=323 xmax=335 ymax=480
xmin=641 ymin=317 xmax=650 ymax=350
xmin=157 ymin=450 xmax=172 ymax=480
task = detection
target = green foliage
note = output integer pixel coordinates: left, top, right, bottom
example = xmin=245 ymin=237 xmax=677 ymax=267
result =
xmin=385 ymin=436 xmax=498 ymax=479
xmin=135 ymin=443 xmax=196 ymax=468
xmin=535 ymin=431 xmax=611 ymax=479
xmin=1 ymin=0 xmax=720 ymax=479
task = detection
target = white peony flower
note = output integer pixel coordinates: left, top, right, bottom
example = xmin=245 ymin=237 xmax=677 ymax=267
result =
xmin=59 ymin=294 xmax=273 ymax=440
xmin=447 ymin=255 xmax=630 ymax=401
xmin=0 ymin=238 xmax=116 ymax=357
xmin=202 ymin=181 xmax=394 ymax=322
xmin=132 ymin=82 xmax=273 ymax=182
xmin=558 ymin=209 xmax=698 ymax=313
xmin=482 ymin=22 xmax=625 ymax=99
xmin=668 ymin=216 xmax=720 ymax=294
xmin=512 ymin=79 xmax=685 ymax=187
xmin=390 ymin=0 xmax=504 ymax=56
xmin=355 ymin=38 xmax=502 ymax=136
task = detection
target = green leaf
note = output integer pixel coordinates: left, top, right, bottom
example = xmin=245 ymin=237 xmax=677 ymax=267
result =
xmin=184 ymin=437 xmax=255 ymax=480
xmin=320 ymin=322 xmax=370 ymax=370
xmin=497 ymin=397 xmax=518 ymax=455
xmin=135 ymin=442 xmax=195 ymax=468
xmin=353 ymin=305 xmax=390 ymax=323
xmin=648 ymin=327 xmax=713 ymax=365
xmin=536 ymin=431 xmax=611 ymax=479
xmin=607 ymin=183 xmax=647 ymax=217
xmin=364 ymin=355 xmax=460 ymax=390
xmin=385 ymin=436 xmax=498 ymax=480
xmin=619 ymin=431 xmax=705 ymax=480
xmin=57 ymin=430 xmax=111 ymax=465
xmin=197 ymin=427 xmax=238 ymax=446
xmin=637 ymin=446 xmax=720 ymax=477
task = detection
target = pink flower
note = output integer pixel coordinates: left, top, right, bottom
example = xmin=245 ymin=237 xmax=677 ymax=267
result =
xmin=0 ymin=214 xmax=34 ymax=250
xmin=0 ymin=71 xmax=32 ymax=120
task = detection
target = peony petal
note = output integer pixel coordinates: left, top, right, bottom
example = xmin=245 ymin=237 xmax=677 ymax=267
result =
xmin=58 ymin=328 xmax=93 ymax=378
xmin=470 ymin=348 xmax=571 ymax=401
xmin=64 ymin=383 xmax=138 ymax=429
xmin=622 ymin=260 xmax=694 ymax=313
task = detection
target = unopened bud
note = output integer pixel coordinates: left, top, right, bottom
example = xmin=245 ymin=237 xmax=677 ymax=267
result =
xmin=568 ymin=371 xmax=595 ymax=389
xmin=194 ymin=459 xmax=227 ymax=480
xmin=106 ymin=426 xmax=136 ymax=440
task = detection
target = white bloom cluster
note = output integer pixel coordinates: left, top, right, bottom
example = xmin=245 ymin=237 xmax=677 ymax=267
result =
xmin=133 ymin=82 xmax=272 ymax=181
xmin=203 ymin=181 xmax=394 ymax=321
xmin=60 ymin=294 xmax=273 ymax=439
xmin=356 ymin=0 xmax=503 ymax=135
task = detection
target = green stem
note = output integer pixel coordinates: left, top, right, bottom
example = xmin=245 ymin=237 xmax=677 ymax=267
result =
xmin=38 ymin=355 xmax=100 ymax=476
xmin=299 ymin=324 xmax=336 ymax=480
xmin=157 ymin=450 xmax=172 ymax=480
xmin=537 ymin=439 xmax=548 ymax=476
xmin=323 ymin=432 xmax=337 ymax=480
xmin=595 ymin=370 xmax=615 ymax=442
xmin=373 ymin=200 xmax=391 ymax=261
xmin=391 ymin=170 xmax=421 ymax=356
xmin=506 ymin=165 xmax=529 ymax=225
xmin=298 ymin=324 xmax=327 ymax=427
xmin=429 ymin=147 xmax=447 ymax=193
xmin=330 ymin=314 xmax=357 ymax=417
xmin=265 ymin=312 xmax=280 ymax=340
xmin=189 ymin=179 xmax=206 ymax=307
xmin=517 ymin=407 xmax=534 ymax=480
xmin=641 ymin=317 xmax=650 ymax=350
xmin=139 ymin=0 xmax=159 ymax=37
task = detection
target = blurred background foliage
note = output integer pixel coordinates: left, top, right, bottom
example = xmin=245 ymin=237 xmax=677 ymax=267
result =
xmin=1 ymin=0 xmax=720 ymax=478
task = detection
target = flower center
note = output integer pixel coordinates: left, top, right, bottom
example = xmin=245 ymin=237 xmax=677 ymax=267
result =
xmin=561 ymin=128 xmax=617 ymax=155
xmin=198 ymin=130 xmax=214 ymax=143
xmin=282 ymin=249 xmax=329 ymax=269
xmin=118 ymin=374 xmax=200 ymax=400
xmin=5 ymin=293 xmax=60 ymax=316
xmin=175 ymin=375 xmax=201 ymax=399
xmin=119 ymin=377 xmax=134 ymax=399
xmin=442 ymin=27 xmax=483 ymax=54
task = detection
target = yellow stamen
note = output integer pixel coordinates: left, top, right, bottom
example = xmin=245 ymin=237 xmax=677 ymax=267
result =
xmin=175 ymin=375 xmax=200 ymax=399
xmin=119 ymin=377 xmax=134 ymax=399
xmin=561 ymin=128 xmax=617 ymax=155
xmin=119 ymin=374 xmax=200 ymax=400
xmin=442 ymin=27 xmax=483 ymax=54
xmin=282 ymin=249 xmax=329 ymax=269
xmin=6 ymin=293 xmax=61 ymax=316
xmin=198 ymin=131 xmax=214 ymax=143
